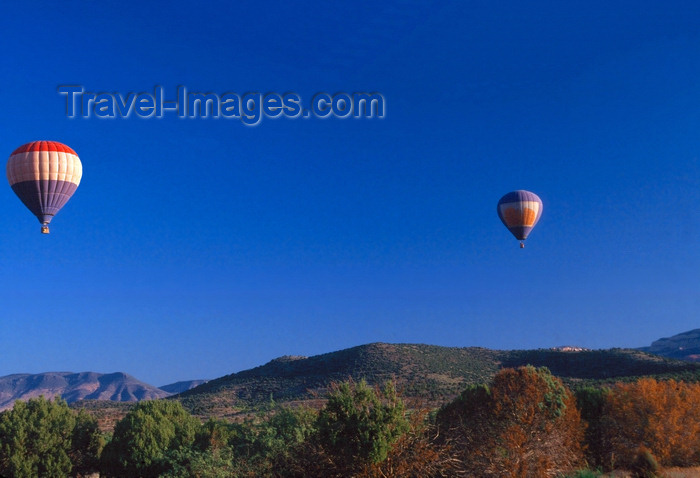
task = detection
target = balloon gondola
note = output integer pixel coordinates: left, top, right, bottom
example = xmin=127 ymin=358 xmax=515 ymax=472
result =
xmin=7 ymin=141 xmax=82 ymax=233
xmin=497 ymin=190 xmax=542 ymax=248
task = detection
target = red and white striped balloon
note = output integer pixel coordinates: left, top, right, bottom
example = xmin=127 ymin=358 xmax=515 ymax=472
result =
xmin=7 ymin=141 xmax=82 ymax=233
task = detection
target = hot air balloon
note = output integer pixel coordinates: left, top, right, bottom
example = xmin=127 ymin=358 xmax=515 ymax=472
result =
xmin=497 ymin=190 xmax=542 ymax=248
xmin=7 ymin=141 xmax=82 ymax=234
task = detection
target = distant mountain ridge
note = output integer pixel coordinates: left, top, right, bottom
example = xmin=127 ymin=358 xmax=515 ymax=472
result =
xmin=159 ymin=380 xmax=209 ymax=394
xmin=5 ymin=329 xmax=700 ymax=418
xmin=0 ymin=372 xmax=204 ymax=411
xmin=639 ymin=328 xmax=700 ymax=362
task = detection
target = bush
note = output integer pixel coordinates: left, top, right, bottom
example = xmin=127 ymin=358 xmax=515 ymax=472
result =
xmin=598 ymin=378 xmax=700 ymax=468
xmin=100 ymin=400 xmax=201 ymax=477
xmin=564 ymin=470 xmax=602 ymax=478
xmin=437 ymin=366 xmax=585 ymax=477
xmin=575 ymin=386 xmax=612 ymax=468
xmin=362 ymin=407 xmax=456 ymax=478
xmin=631 ymin=446 xmax=659 ymax=478
xmin=314 ymin=379 xmax=409 ymax=476
xmin=0 ymin=396 xmax=88 ymax=478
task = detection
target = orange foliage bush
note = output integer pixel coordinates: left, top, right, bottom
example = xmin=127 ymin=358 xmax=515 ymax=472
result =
xmin=437 ymin=366 xmax=585 ymax=477
xmin=600 ymin=378 xmax=700 ymax=469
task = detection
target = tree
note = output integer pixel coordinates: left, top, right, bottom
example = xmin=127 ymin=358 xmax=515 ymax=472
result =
xmin=195 ymin=418 xmax=239 ymax=454
xmin=361 ymin=407 xmax=457 ymax=478
xmin=435 ymin=383 xmax=491 ymax=456
xmin=70 ymin=409 xmax=104 ymax=477
xmin=599 ymin=378 xmax=700 ymax=468
xmin=100 ymin=400 xmax=201 ymax=477
xmin=315 ymin=379 xmax=409 ymax=476
xmin=253 ymin=405 xmax=317 ymax=475
xmin=0 ymin=396 xmax=76 ymax=478
xmin=158 ymin=446 xmax=237 ymax=478
xmin=575 ymin=385 xmax=612 ymax=469
xmin=437 ymin=366 xmax=585 ymax=477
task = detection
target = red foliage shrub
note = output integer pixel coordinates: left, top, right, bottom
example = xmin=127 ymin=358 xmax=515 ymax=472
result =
xmin=600 ymin=378 xmax=700 ymax=469
xmin=437 ymin=366 xmax=585 ymax=477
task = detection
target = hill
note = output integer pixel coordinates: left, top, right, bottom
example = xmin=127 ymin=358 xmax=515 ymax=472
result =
xmin=639 ymin=329 xmax=700 ymax=362
xmin=159 ymin=380 xmax=209 ymax=394
xmin=0 ymin=372 xmax=170 ymax=410
xmin=174 ymin=343 xmax=700 ymax=419
xmin=9 ymin=331 xmax=700 ymax=426
xmin=176 ymin=343 xmax=502 ymax=418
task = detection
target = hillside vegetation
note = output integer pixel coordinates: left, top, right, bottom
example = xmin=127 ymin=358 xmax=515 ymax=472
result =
xmin=174 ymin=343 xmax=700 ymax=419
xmin=9 ymin=368 xmax=700 ymax=477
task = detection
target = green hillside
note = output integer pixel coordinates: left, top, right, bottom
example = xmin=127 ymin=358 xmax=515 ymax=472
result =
xmin=174 ymin=343 xmax=700 ymax=419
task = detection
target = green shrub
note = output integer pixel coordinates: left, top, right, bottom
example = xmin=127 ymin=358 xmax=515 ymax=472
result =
xmin=0 ymin=396 xmax=84 ymax=478
xmin=100 ymin=400 xmax=200 ymax=477
xmin=316 ymin=379 xmax=409 ymax=474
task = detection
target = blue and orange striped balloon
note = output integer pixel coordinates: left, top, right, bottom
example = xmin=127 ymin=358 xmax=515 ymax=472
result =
xmin=497 ymin=190 xmax=542 ymax=248
xmin=7 ymin=141 xmax=83 ymax=234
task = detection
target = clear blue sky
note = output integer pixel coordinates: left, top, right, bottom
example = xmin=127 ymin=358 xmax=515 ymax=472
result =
xmin=0 ymin=1 xmax=697 ymax=386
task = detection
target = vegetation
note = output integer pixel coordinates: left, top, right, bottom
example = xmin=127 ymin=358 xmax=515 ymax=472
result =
xmin=436 ymin=366 xmax=585 ymax=477
xmin=174 ymin=343 xmax=700 ymax=420
xmin=315 ymin=380 xmax=408 ymax=474
xmin=4 ymin=348 xmax=700 ymax=476
xmin=588 ymin=378 xmax=700 ymax=470
xmin=0 ymin=396 xmax=102 ymax=478
xmin=100 ymin=400 xmax=201 ymax=477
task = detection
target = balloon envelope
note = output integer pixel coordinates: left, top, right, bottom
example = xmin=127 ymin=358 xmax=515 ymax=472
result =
xmin=7 ymin=141 xmax=82 ymax=232
xmin=497 ymin=190 xmax=542 ymax=241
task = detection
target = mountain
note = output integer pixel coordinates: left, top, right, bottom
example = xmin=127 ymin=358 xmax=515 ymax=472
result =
xmin=159 ymin=380 xmax=209 ymax=394
xmin=174 ymin=342 xmax=700 ymax=419
xmin=0 ymin=372 xmax=170 ymax=410
xmin=8 ymin=330 xmax=700 ymax=424
xmin=639 ymin=329 xmax=700 ymax=362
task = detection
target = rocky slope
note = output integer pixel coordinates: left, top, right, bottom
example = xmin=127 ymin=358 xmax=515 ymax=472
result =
xmin=640 ymin=329 xmax=700 ymax=362
xmin=0 ymin=372 xmax=170 ymax=410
